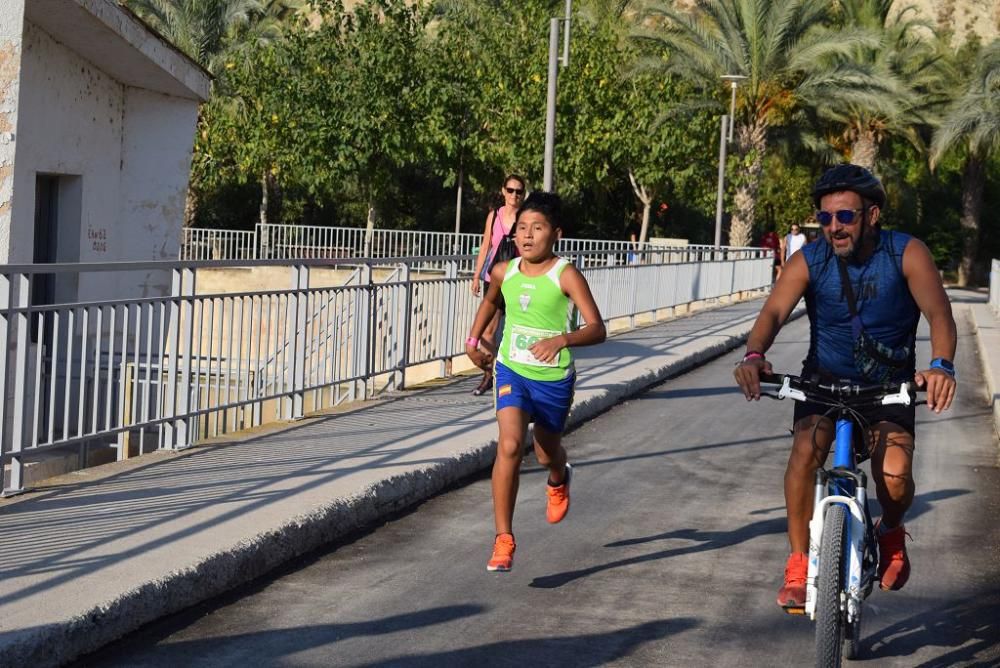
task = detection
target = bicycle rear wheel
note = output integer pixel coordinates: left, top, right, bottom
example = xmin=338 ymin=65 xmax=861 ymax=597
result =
xmin=815 ymin=504 xmax=847 ymax=668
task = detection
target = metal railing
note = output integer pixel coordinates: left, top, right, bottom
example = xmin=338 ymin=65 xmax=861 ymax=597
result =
xmin=0 ymin=248 xmax=773 ymax=493
xmin=180 ymin=228 xmax=258 ymax=261
xmin=180 ymin=223 xmax=760 ymax=270
xmin=991 ymin=258 xmax=1000 ymax=312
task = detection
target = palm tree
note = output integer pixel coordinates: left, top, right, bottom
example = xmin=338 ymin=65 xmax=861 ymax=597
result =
xmin=815 ymin=0 xmax=950 ymax=170
xmin=634 ymin=0 xmax=884 ymax=247
xmin=125 ymin=0 xmax=301 ymax=77
xmin=930 ymin=40 xmax=1000 ymax=286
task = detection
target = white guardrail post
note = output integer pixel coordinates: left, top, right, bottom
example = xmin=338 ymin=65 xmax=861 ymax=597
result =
xmin=3 ymin=273 xmax=28 ymax=493
xmin=991 ymin=259 xmax=999 ymax=311
xmin=289 ymin=264 xmax=309 ymax=419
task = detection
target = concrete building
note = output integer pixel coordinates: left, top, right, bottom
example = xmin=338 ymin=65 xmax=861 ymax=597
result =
xmin=0 ymin=0 xmax=210 ymax=303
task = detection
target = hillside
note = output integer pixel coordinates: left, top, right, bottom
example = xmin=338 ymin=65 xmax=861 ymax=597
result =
xmin=899 ymin=0 xmax=1000 ymax=46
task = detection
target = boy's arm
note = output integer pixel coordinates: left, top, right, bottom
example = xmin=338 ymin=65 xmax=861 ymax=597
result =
xmin=560 ymin=265 xmax=606 ymax=347
xmin=465 ymin=268 xmax=505 ymax=369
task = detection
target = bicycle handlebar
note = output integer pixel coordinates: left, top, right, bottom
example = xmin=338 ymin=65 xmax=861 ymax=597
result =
xmin=758 ymin=372 xmax=920 ymax=407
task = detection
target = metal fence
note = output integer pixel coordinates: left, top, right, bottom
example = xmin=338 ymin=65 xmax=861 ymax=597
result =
xmin=181 ymin=223 xmax=750 ymax=270
xmin=991 ymin=258 xmax=1000 ymax=312
xmin=179 ymin=228 xmax=258 ymax=261
xmin=0 ymin=248 xmax=772 ymax=493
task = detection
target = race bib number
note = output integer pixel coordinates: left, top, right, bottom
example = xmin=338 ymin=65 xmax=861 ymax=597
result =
xmin=507 ymin=325 xmax=562 ymax=367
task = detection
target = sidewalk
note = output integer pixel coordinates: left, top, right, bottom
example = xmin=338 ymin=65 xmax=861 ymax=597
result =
xmin=0 ymin=295 xmax=791 ymax=667
xmin=963 ymin=289 xmax=1000 ymax=439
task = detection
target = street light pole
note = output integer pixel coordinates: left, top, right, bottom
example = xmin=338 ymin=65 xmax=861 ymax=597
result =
xmin=721 ymin=74 xmax=747 ymax=143
xmin=543 ymin=17 xmax=560 ymax=191
xmin=543 ymin=2 xmax=572 ymax=192
xmin=714 ymin=74 xmax=747 ymax=247
xmin=714 ymin=115 xmax=728 ymax=248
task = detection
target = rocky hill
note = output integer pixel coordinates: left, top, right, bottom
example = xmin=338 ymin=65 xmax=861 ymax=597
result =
xmin=900 ymin=0 xmax=1000 ymax=46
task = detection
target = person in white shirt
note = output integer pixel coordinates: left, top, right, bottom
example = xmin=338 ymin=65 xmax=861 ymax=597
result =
xmin=783 ymin=223 xmax=807 ymax=264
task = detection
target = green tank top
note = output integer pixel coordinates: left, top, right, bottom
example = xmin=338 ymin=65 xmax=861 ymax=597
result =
xmin=496 ymin=257 xmax=573 ymax=381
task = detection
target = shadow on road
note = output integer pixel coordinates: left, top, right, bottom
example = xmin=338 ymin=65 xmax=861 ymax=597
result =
xmin=529 ymin=517 xmax=786 ymax=589
xmin=349 ymin=617 xmax=699 ymax=668
xmin=867 ymin=487 xmax=970 ymax=524
xmin=72 ymin=605 xmax=485 ymax=666
xmin=862 ymin=589 xmax=1000 ymax=666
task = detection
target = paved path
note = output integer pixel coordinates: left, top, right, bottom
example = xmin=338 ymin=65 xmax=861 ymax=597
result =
xmin=0 ymin=296 xmax=784 ymax=667
xmin=76 ymin=304 xmax=1000 ymax=667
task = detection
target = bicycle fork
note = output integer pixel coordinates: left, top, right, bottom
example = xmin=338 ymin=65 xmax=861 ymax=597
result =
xmin=804 ymin=419 xmax=868 ymax=621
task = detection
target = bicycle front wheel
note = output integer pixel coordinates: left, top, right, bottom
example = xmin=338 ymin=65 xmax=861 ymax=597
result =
xmin=815 ymin=503 xmax=847 ymax=668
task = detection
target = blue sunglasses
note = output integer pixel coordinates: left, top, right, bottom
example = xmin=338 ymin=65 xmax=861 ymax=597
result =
xmin=815 ymin=208 xmax=865 ymax=226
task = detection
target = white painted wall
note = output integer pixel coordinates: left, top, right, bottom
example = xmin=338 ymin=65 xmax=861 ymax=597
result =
xmin=6 ymin=18 xmax=201 ymax=302
xmin=0 ymin=0 xmax=24 ymax=260
xmin=11 ymin=22 xmax=124 ymax=265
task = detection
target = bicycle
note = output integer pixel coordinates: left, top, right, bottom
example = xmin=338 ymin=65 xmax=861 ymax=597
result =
xmin=759 ymin=372 xmax=921 ymax=667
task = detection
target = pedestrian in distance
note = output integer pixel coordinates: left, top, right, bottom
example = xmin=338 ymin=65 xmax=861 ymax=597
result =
xmin=465 ymin=191 xmax=607 ymax=572
xmin=470 ymin=174 xmax=526 ymax=396
xmin=760 ymin=227 xmax=781 ymax=281
xmin=782 ymin=222 xmax=807 ymax=265
xmin=733 ymin=164 xmax=957 ymax=612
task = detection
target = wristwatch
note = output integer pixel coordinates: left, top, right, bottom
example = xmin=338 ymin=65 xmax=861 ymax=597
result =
xmin=929 ymin=357 xmax=955 ymax=378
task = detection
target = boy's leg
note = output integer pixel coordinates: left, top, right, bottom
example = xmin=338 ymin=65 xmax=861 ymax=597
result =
xmin=530 ymin=374 xmax=575 ymax=523
xmin=532 ymin=422 xmax=567 ymax=485
xmin=534 ymin=422 xmax=571 ymax=524
xmin=493 ymin=406 xmax=530 ymax=535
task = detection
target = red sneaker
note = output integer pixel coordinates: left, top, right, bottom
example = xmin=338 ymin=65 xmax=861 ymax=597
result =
xmin=545 ymin=464 xmax=572 ymax=524
xmin=877 ymin=521 xmax=911 ymax=591
xmin=777 ymin=552 xmax=808 ymax=610
xmin=487 ymin=533 xmax=516 ymax=572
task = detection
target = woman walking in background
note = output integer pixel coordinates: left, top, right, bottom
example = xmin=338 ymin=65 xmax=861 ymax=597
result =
xmin=469 ymin=174 xmax=526 ymax=395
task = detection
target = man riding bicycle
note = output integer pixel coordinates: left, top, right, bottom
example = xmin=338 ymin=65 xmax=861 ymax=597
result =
xmin=733 ymin=164 xmax=957 ymax=611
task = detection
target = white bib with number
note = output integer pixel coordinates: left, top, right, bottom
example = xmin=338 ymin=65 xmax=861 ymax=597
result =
xmin=507 ymin=324 xmax=561 ymax=367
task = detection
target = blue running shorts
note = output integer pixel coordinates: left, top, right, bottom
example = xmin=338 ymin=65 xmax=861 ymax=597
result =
xmin=494 ymin=361 xmax=575 ymax=433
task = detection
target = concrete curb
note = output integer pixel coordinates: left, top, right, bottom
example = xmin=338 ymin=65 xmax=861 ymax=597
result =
xmin=6 ymin=301 xmax=802 ymax=667
xmin=969 ymin=302 xmax=1000 ymax=441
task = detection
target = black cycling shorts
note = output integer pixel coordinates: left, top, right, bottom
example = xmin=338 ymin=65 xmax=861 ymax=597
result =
xmin=792 ymin=396 xmax=916 ymax=438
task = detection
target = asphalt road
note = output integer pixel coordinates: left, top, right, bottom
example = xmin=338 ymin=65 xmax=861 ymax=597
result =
xmin=77 ymin=311 xmax=1000 ymax=667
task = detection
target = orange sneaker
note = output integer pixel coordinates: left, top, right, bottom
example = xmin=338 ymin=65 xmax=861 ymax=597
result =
xmin=876 ymin=521 xmax=911 ymax=591
xmin=487 ymin=533 xmax=516 ymax=572
xmin=777 ymin=552 xmax=808 ymax=610
xmin=546 ymin=463 xmax=572 ymax=524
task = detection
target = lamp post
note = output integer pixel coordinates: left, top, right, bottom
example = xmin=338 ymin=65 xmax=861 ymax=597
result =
xmin=722 ymin=74 xmax=747 ymax=142
xmin=543 ymin=1 xmax=572 ymax=192
xmin=713 ymin=74 xmax=748 ymax=248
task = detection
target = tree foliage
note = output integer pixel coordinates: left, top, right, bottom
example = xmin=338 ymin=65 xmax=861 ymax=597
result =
xmin=161 ymin=0 xmax=1000 ymax=279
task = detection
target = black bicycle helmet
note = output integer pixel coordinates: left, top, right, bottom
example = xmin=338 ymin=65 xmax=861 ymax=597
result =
xmin=811 ymin=164 xmax=886 ymax=209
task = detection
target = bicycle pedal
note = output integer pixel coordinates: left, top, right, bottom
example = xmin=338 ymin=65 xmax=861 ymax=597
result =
xmin=783 ymin=605 xmax=807 ymax=616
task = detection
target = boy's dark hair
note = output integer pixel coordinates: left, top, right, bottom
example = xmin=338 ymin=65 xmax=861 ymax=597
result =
xmin=516 ymin=191 xmax=564 ymax=231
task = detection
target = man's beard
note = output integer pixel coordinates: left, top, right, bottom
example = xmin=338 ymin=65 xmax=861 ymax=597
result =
xmin=831 ymin=232 xmax=854 ymax=258
xmin=831 ymin=224 xmax=875 ymax=260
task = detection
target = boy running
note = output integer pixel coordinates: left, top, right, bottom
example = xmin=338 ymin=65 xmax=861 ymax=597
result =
xmin=465 ymin=192 xmax=606 ymax=572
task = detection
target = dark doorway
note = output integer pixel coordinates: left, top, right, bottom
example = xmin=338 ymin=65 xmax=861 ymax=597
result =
xmin=32 ymin=175 xmax=60 ymax=343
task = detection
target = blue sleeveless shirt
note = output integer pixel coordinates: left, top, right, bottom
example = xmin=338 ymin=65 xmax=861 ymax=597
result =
xmin=801 ymin=229 xmax=919 ymax=381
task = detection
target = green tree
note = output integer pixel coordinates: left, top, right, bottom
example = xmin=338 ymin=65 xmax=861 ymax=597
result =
xmin=126 ymin=0 xmax=303 ymax=226
xmin=816 ymin=0 xmax=950 ymax=170
xmin=635 ymin=0 xmax=883 ymax=247
xmin=930 ymin=39 xmax=1000 ymax=286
